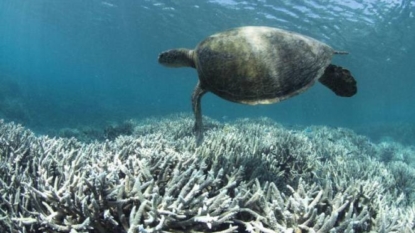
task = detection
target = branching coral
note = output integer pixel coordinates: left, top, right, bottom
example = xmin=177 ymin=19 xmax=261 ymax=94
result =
xmin=1 ymin=115 xmax=415 ymax=233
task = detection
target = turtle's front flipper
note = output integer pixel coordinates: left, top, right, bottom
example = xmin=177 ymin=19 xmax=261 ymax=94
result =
xmin=319 ymin=64 xmax=357 ymax=97
xmin=192 ymin=82 xmax=207 ymax=145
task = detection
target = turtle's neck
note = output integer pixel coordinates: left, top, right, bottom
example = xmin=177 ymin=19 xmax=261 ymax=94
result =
xmin=185 ymin=49 xmax=195 ymax=68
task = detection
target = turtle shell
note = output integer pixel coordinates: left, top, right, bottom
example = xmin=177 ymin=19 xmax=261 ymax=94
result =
xmin=194 ymin=26 xmax=334 ymax=104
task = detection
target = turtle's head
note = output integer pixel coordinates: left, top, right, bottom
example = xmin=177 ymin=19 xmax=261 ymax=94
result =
xmin=158 ymin=49 xmax=195 ymax=68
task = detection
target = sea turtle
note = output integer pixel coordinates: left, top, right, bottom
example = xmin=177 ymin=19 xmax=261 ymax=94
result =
xmin=158 ymin=26 xmax=357 ymax=143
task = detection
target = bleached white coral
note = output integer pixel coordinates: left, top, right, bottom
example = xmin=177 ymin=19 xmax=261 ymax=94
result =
xmin=1 ymin=115 xmax=415 ymax=232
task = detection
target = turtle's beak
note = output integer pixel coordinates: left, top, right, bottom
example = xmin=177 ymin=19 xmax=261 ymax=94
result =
xmin=158 ymin=51 xmax=170 ymax=65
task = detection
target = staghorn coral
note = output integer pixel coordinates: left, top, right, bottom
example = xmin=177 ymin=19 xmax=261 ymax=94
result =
xmin=1 ymin=115 xmax=415 ymax=233
xmin=375 ymin=141 xmax=415 ymax=165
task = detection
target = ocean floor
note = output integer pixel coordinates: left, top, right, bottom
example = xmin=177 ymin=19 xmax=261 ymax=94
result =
xmin=1 ymin=114 xmax=415 ymax=232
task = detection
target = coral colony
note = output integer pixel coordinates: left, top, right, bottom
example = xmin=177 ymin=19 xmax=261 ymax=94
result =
xmin=1 ymin=114 xmax=415 ymax=232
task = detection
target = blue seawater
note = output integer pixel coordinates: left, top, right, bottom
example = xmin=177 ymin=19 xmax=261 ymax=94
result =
xmin=0 ymin=0 xmax=414 ymax=144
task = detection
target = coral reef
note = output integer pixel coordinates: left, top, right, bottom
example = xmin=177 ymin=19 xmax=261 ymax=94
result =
xmin=1 ymin=114 xmax=415 ymax=233
xmin=56 ymin=120 xmax=136 ymax=143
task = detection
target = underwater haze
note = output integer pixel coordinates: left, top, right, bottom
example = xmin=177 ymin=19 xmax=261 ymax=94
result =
xmin=3 ymin=1 xmax=415 ymax=232
xmin=1 ymin=0 xmax=415 ymax=144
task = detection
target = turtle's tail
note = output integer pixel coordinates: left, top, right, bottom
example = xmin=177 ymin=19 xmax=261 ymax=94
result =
xmin=319 ymin=64 xmax=357 ymax=97
xmin=334 ymin=51 xmax=349 ymax=55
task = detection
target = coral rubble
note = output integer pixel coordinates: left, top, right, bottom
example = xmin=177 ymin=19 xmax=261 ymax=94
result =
xmin=1 ymin=115 xmax=414 ymax=232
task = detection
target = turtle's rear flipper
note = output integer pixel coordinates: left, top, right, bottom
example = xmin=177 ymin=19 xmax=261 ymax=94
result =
xmin=319 ymin=64 xmax=357 ymax=97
